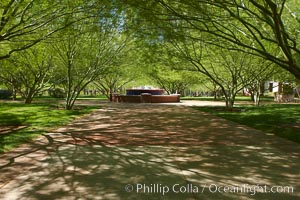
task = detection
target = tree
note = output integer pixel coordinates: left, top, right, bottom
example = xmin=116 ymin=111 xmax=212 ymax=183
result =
xmin=0 ymin=43 xmax=54 ymax=103
xmin=170 ymin=36 xmax=276 ymax=109
xmin=92 ymin=38 xmax=143 ymax=100
xmin=0 ymin=62 xmax=21 ymax=100
xmin=125 ymin=0 xmax=300 ymax=80
xmin=133 ymin=37 xmax=202 ymax=95
xmin=243 ymin=61 xmax=278 ymax=106
xmin=0 ymin=0 xmax=68 ymax=60
xmin=272 ymin=68 xmax=300 ymax=99
xmin=0 ymin=0 xmax=97 ymax=60
xmin=94 ymin=64 xmax=137 ymax=100
xmin=147 ymin=65 xmax=200 ymax=95
xmin=52 ymin=13 xmax=131 ymax=110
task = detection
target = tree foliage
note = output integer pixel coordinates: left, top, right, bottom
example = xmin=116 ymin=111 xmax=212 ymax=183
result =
xmin=51 ymin=8 xmax=131 ymax=110
xmin=0 ymin=43 xmax=53 ymax=103
xmin=170 ymin=36 xmax=277 ymax=109
xmin=0 ymin=0 xmax=114 ymax=60
xmin=125 ymin=0 xmax=300 ymax=80
xmin=94 ymin=58 xmax=138 ymax=99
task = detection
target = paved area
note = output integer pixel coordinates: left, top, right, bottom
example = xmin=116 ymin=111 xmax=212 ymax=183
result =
xmin=0 ymin=102 xmax=300 ymax=200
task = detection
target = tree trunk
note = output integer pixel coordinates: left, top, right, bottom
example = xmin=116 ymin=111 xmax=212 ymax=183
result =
xmin=65 ymin=96 xmax=75 ymax=110
xmin=295 ymin=88 xmax=300 ymax=98
xmin=12 ymin=87 xmax=17 ymax=101
xmin=24 ymin=97 xmax=33 ymax=104
xmin=225 ymin=99 xmax=234 ymax=111
xmin=109 ymin=85 xmax=113 ymax=101
xmin=65 ymin=104 xmax=73 ymax=110
xmin=250 ymin=92 xmax=255 ymax=102
xmin=253 ymin=92 xmax=261 ymax=106
xmin=24 ymin=89 xmax=35 ymax=104
xmin=225 ymin=92 xmax=235 ymax=111
xmin=65 ymin=90 xmax=81 ymax=110
xmin=213 ymin=90 xmax=217 ymax=100
xmin=253 ymin=83 xmax=262 ymax=106
xmin=65 ymin=97 xmax=75 ymax=110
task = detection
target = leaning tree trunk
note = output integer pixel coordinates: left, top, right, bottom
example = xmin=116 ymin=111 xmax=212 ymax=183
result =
xmin=65 ymin=103 xmax=73 ymax=110
xmin=65 ymin=97 xmax=76 ymax=110
xmin=65 ymin=94 xmax=77 ymax=110
xmin=295 ymin=88 xmax=300 ymax=98
xmin=65 ymin=88 xmax=83 ymax=110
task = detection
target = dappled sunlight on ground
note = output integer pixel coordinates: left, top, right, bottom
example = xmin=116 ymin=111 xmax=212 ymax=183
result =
xmin=0 ymin=103 xmax=299 ymax=199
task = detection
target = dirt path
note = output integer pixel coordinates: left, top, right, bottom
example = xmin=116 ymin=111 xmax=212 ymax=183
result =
xmin=0 ymin=102 xmax=299 ymax=200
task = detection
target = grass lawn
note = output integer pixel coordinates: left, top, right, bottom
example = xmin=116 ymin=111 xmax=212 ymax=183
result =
xmin=194 ymin=103 xmax=300 ymax=144
xmin=0 ymin=102 xmax=100 ymax=153
xmin=181 ymin=95 xmax=274 ymax=102
xmin=31 ymin=95 xmax=108 ymax=101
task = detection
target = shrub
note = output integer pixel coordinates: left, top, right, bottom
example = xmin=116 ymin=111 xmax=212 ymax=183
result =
xmin=48 ymin=88 xmax=66 ymax=98
xmin=0 ymin=89 xmax=12 ymax=99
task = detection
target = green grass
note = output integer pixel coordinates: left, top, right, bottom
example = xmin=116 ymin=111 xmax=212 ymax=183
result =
xmin=181 ymin=96 xmax=219 ymax=101
xmin=181 ymin=95 xmax=274 ymax=102
xmin=0 ymin=102 xmax=100 ymax=153
xmin=77 ymin=95 xmax=108 ymax=100
xmin=7 ymin=95 xmax=109 ymax=102
xmin=194 ymin=104 xmax=300 ymax=144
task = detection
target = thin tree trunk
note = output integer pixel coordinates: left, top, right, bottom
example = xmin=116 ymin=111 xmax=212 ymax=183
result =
xmin=12 ymin=87 xmax=17 ymax=101
xmin=250 ymin=92 xmax=255 ymax=102
xmin=254 ymin=92 xmax=261 ymax=106
xmin=254 ymin=82 xmax=262 ymax=106
xmin=296 ymin=88 xmax=300 ymax=98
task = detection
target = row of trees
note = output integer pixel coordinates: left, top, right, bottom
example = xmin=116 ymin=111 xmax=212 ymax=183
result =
xmin=0 ymin=0 xmax=137 ymax=109
xmin=125 ymin=0 xmax=300 ymax=109
xmin=1 ymin=0 xmax=300 ymax=110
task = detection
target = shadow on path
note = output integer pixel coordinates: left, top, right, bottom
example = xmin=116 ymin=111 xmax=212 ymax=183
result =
xmin=0 ymin=103 xmax=299 ymax=200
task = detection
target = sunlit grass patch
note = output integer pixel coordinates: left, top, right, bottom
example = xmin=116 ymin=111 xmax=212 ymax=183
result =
xmin=194 ymin=104 xmax=300 ymax=144
xmin=0 ymin=102 xmax=100 ymax=153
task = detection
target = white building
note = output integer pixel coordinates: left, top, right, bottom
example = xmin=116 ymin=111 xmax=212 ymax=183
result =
xmin=264 ymin=81 xmax=294 ymax=102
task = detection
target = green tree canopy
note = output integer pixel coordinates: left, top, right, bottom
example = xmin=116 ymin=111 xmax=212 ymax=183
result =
xmin=0 ymin=0 xmax=110 ymax=60
xmin=126 ymin=0 xmax=300 ymax=79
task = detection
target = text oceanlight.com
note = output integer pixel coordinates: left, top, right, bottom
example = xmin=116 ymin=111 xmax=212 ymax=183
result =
xmin=124 ymin=183 xmax=294 ymax=196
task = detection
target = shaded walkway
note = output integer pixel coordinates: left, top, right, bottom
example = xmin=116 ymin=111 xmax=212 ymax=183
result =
xmin=0 ymin=103 xmax=299 ymax=199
